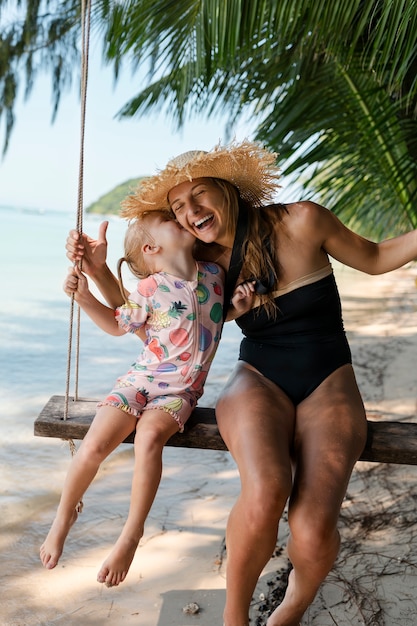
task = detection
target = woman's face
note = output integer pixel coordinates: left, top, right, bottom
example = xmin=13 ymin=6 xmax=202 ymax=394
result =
xmin=168 ymin=177 xmax=231 ymax=246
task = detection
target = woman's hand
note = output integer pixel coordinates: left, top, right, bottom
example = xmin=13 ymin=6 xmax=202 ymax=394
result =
xmin=66 ymin=221 xmax=109 ymax=278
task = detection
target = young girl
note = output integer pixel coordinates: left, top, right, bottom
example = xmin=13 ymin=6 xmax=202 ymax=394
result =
xmin=40 ymin=209 xmax=254 ymax=588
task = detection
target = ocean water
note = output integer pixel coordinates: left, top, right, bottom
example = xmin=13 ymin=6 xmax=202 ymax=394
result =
xmin=0 ymin=204 xmax=246 ymax=625
xmin=0 ymin=205 xmax=242 ymax=524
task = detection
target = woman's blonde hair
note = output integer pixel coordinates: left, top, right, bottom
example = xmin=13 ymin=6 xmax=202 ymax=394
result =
xmin=209 ymin=178 xmax=285 ymax=317
xmin=117 ymin=210 xmax=173 ymax=302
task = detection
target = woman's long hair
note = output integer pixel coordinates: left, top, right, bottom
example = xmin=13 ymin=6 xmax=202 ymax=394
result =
xmin=212 ymin=178 xmax=285 ymax=317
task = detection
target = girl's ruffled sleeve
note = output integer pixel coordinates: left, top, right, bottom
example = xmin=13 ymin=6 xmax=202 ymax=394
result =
xmin=115 ymin=293 xmax=148 ymax=334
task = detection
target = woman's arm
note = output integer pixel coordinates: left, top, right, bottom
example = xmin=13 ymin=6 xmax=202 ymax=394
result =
xmin=66 ymin=221 xmax=126 ymax=308
xmin=298 ymin=201 xmax=417 ymax=275
xmin=63 ymin=267 xmax=125 ymax=337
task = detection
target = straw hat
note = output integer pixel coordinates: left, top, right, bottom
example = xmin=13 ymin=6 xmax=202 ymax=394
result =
xmin=120 ymin=140 xmax=281 ymax=218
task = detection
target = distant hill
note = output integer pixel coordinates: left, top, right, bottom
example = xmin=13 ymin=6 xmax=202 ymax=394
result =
xmin=86 ymin=177 xmax=145 ymax=215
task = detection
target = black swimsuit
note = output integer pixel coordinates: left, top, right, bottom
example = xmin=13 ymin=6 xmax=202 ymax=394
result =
xmin=236 ymin=265 xmax=352 ymax=405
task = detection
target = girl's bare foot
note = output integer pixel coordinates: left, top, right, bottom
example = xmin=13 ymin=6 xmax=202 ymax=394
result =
xmin=97 ymin=535 xmax=140 ymax=587
xmin=40 ymin=508 xmax=78 ymax=569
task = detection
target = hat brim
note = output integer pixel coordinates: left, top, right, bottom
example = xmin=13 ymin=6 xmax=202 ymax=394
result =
xmin=120 ymin=141 xmax=280 ymax=219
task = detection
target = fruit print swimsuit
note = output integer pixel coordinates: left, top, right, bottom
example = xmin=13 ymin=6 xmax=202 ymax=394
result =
xmin=98 ymin=261 xmax=224 ymax=431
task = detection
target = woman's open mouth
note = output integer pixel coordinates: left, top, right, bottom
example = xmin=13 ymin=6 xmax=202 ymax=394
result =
xmin=194 ymin=214 xmax=214 ymax=231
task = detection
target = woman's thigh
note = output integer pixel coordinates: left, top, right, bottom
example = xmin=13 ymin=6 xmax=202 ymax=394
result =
xmin=216 ymin=362 xmax=296 ymax=488
xmin=290 ymin=364 xmax=367 ymax=528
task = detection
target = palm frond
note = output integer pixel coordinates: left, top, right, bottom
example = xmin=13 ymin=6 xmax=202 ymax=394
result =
xmin=2 ymin=0 xmax=417 ymax=236
xmin=257 ymin=55 xmax=417 ymax=234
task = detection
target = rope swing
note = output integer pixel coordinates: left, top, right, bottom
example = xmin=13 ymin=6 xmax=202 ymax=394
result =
xmin=64 ymin=0 xmax=92 ymax=429
xmin=34 ymin=0 xmax=417 ymax=468
xmin=46 ymin=0 xmax=92 ymax=514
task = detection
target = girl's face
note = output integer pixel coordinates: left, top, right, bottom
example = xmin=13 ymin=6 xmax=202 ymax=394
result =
xmin=167 ymin=178 xmax=231 ymax=247
xmin=145 ymin=212 xmax=195 ymax=251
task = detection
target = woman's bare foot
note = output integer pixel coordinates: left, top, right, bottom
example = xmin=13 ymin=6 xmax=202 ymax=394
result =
xmin=97 ymin=535 xmax=140 ymax=587
xmin=266 ymin=570 xmax=307 ymax=626
xmin=40 ymin=508 xmax=78 ymax=569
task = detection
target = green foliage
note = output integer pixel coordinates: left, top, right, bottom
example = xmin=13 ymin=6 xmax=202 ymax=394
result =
xmin=2 ymin=0 xmax=417 ymax=235
xmin=86 ymin=177 xmax=143 ymax=215
xmin=0 ymin=0 xmax=81 ymax=154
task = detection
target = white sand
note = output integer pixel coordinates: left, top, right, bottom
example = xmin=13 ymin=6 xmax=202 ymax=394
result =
xmin=2 ymin=265 xmax=417 ymax=626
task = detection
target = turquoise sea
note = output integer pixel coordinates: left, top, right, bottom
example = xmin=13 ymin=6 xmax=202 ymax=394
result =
xmin=0 ymin=203 xmax=242 ymax=527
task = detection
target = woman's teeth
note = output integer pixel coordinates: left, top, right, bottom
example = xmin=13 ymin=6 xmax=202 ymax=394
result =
xmin=194 ymin=214 xmax=213 ymax=229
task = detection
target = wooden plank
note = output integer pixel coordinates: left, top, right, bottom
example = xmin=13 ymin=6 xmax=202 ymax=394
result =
xmin=34 ymin=396 xmax=417 ymax=465
xmin=360 ymin=420 xmax=417 ymax=464
xmin=34 ymin=395 xmax=227 ymax=451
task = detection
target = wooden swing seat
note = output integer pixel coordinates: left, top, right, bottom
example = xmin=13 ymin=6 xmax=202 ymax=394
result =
xmin=34 ymin=395 xmax=417 ymax=465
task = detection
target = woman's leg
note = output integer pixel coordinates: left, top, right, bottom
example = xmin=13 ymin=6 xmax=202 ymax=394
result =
xmin=216 ymin=363 xmax=296 ymax=626
xmin=40 ymin=406 xmax=138 ymax=569
xmin=267 ymin=365 xmax=368 ymax=626
xmin=97 ymin=408 xmax=179 ymax=587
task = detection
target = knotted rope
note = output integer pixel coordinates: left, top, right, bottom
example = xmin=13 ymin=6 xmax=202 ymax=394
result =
xmin=63 ymin=0 xmax=92 ymax=485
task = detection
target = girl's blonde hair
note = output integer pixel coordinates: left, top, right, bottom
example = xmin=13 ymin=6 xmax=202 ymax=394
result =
xmin=117 ymin=210 xmax=173 ymax=303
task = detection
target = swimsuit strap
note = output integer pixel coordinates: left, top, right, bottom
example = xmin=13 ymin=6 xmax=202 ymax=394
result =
xmin=223 ymin=202 xmax=249 ymax=320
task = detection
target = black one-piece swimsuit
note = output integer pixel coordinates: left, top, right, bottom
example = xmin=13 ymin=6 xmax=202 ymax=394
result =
xmin=236 ymin=265 xmax=352 ymax=406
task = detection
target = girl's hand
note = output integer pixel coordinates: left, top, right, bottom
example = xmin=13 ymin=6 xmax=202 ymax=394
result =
xmin=229 ymin=280 xmax=256 ymax=319
xmin=65 ymin=221 xmax=109 ymax=278
xmin=63 ymin=266 xmax=90 ymax=301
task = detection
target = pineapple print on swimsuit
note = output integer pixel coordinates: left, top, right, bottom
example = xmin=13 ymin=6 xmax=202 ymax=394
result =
xmin=98 ymin=261 xmax=224 ymax=432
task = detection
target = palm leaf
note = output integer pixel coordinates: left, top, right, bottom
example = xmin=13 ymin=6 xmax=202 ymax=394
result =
xmin=2 ymin=0 xmax=417 ymax=236
xmin=258 ymin=55 xmax=417 ymax=234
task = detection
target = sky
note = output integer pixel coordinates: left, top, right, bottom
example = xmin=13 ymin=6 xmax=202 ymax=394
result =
xmin=0 ymin=47 xmax=258 ymax=213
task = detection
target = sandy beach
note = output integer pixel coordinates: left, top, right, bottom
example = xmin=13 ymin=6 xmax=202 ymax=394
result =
xmin=2 ymin=264 xmax=417 ymax=626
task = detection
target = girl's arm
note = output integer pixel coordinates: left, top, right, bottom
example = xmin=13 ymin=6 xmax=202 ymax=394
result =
xmin=63 ymin=267 xmax=125 ymax=337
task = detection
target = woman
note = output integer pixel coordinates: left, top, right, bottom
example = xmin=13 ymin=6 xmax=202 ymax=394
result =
xmin=66 ymin=141 xmax=417 ymax=626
